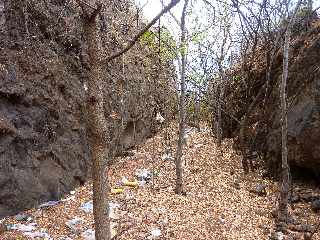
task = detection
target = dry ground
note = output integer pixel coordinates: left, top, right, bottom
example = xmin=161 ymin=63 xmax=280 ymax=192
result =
xmin=1 ymin=126 xmax=319 ymax=240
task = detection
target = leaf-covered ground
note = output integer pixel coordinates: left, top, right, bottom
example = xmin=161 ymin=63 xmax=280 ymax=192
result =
xmin=1 ymin=125 xmax=319 ymax=240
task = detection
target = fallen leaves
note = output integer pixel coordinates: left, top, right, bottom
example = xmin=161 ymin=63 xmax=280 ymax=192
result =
xmin=1 ymin=124 xmax=320 ymax=240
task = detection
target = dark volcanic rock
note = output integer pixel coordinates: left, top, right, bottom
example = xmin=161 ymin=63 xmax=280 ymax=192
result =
xmin=0 ymin=0 xmax=176 ymax=217
xmin=220 ymin=18 xmax=320 ymax=176
xmin=311 ymin=199 xmax=320 ymax=212
xmin=0 ymin=44 xmax=90 ymax=217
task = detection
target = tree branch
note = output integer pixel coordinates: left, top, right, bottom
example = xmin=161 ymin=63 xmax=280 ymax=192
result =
xmin=104 ymin=0 xmax=181 ymax=63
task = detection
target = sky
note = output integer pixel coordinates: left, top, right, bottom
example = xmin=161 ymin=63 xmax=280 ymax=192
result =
xmin=135 ymin=0 xmax=320 ymax=23
xmin=135 ymin=0 xmax=184 ymax=22
xmin=134 ymin=0 xmax=320 ymax=86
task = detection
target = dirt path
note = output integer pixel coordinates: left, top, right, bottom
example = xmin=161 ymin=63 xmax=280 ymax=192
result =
xmin=1 ymin=126 xmax=319 ymax=240
xmin=112 ymin=128 xmax=274 ymax=240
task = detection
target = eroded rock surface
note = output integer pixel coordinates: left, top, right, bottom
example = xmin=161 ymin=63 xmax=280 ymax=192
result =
xmin=219 ymin=19 xmax=320 ymax=176
xmin=0 ymin=0 xmax=175 ymax=217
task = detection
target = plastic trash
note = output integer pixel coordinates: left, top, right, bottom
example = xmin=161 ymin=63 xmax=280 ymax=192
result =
xmin=8 ymin=223 xmax=37 ymax=232
xmin=81 ymin=229 xmax=95 ymax=240
xmin=83 ymin=227 xmax=118 ymax=240
xmin=150 ymin=228 xmax=161 ymax=238
xmin=58 ymin=237 xmax=73 ymax=240
xmin=156 ymin=113 xmax=165 ymax=123
xmin=135 ymin=169 xmax=152 ymax=183
xmin=80 ymin=200 xmax=121 ymax=217
xmin=80 ymin=201 xmax=93 ymax=213
xmin=161 ymin=153 xmax=174 ymax=161
xmin=122 ymin=177 xmax=139 ymax=187
xmin=274 ymin=231 xmax=284 ymax=240
xmin=109 ymin=202 xmax=120 ymax=220
xmin=61 ymin=196 xmax=76 ymax=202
xmin=111 ymin=188 xmax=124 ymax=194
xmin=65 ymin=218 xmax=83 ymax=233
xmin=24 ymin=231 xmax=52 ymax=239
xmin=14 ymin=214 xmax=31 ymax=222
xmin=39 ymin=201 xmax=61 ymax=209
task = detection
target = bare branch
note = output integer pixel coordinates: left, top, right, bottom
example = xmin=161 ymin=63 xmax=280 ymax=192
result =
xmin=105 ymin=0 xmax=181 ymax=63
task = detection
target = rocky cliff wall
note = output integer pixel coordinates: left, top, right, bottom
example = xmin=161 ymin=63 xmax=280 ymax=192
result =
xmin=216 ymin=19 xmax=320 ymax=177
xmin=0 ymin=0 xmax=176 ymax=217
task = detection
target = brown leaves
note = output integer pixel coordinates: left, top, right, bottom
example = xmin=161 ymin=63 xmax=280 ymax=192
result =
xmin=2 ymin=123 xmax=320 ymax=239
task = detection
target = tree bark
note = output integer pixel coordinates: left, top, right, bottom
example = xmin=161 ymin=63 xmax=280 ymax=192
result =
xmin=83 ymin=11 xmax=110 ymax=240
xmin=194 ymin=86 xmax=201 ymax=132
xmin=216 ymin=65 xmax=226 ymax=147
xmin=175 ymin=0 xmax=189 ymax=195
xmin=277 ymin=0 xmax=302 ymax=231
xmin=277 ymin=23 xmax=290 ymax=233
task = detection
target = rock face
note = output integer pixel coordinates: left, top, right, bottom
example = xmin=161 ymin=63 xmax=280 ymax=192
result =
xmin=219 ymin=19 xmax=320 ymax=176
xmin=0 ymin=0 xmax=176 ymax=217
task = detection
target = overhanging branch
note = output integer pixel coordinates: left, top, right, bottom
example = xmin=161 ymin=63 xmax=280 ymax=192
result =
xmin=104 ymin=0 xmax=181 ymax=63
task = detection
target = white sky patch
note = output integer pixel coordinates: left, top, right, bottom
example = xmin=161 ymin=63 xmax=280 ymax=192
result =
xmin=134 ymin=0 xmax=185 ymax=38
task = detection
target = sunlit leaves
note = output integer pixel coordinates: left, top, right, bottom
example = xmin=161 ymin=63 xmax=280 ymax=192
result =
xmin=140 ymin=27 xmax=178 ymax=62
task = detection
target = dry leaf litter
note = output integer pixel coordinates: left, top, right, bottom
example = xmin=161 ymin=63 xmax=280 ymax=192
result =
xmin=1 ymin=125 xmax=319 ymax=240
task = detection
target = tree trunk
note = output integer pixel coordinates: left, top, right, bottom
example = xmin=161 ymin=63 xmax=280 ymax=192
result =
xmin=175 ymin=0 xmax=189 ymax=195
xmin=239 ymin=84 xmax=265 ymax=173
xmin=83 ymin=12 xmax=110 ymax=240
xmin=216 ymin=66 xmax=226 ymax=147
xmin=194 ymin=87 xmax=201 ymax=132
xmin=277 ymin=0 xmax=302 ymax=231
xmin=277 ymin=25 xmax=290 ymax=233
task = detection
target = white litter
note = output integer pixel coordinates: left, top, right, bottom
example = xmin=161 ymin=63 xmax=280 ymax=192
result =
xmin=8 ymin=223 xmax=37 ymax=232
xmin=135 ymin=168 xmax=152 ymax=183
xmin=161 ymin=153 xmax=174 ymax=161
xmin=39 ymin=201 xmax=61 ymax=209
xmin=274 ymin=232 xmax=284 ymax=240
xmin=80 ymin=201 xmax=93 ymax=213
xmin=156 ymin=113 xmax=165 ymax=123
xmin=80 ymin=201 xmax=120 ymax=219
xmin=65 ymin=217 xmax=83 ymax=233
xmin=24 ymin=231 xmax=52 ymax=239
xmin=61 ymin=196 xmax=76 ymax=202
xmin=109 ymin=202 xmax=120 ymax=220
xmin=81 ymin=229 xmax=95 ymax=240
xmin=150 ymin=228 xmax=161 ymax=238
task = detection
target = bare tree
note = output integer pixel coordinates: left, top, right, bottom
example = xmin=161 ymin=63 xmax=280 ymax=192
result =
xmin=175 ymin=0 xmax=189 ymax=195
xmin=80 ymin=4 xmax=111 ymax=240
xmin=76 ymin=0 xmax=180 ymax=239
xmin=277 ymin=0 xmax=302 ymax=232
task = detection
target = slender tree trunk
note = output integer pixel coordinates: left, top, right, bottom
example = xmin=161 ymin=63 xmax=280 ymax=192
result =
xmin=216 ymin=71 xmax=226 ymax=147
xmin=239 ymin=84 xmax=265 ymax=173
xmin=277 ymin=0 xmax=302 ymax=231
xmin=175 ymin=0 xmax=189 ymax=195
xmin=194 ymin=87 xmax=201 ymax=132
xmin=83 ymin=11 xmax=110 ymax=240
xmin=277 ymin=25 xmax=290 ymax=233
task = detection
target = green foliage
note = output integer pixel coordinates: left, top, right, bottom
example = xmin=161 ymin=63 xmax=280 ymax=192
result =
xmin=186 ymin=99 xmax=212 ymax=124
xmin=190 ymin=31 xmax=207 ymax=44
xmin=140 ymin=27 xmax=178 ymax=62
xmin=232 ymin=75 xmax=242 ymax=82
xmin=141 ymin=30 xmax=156 ymax=46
